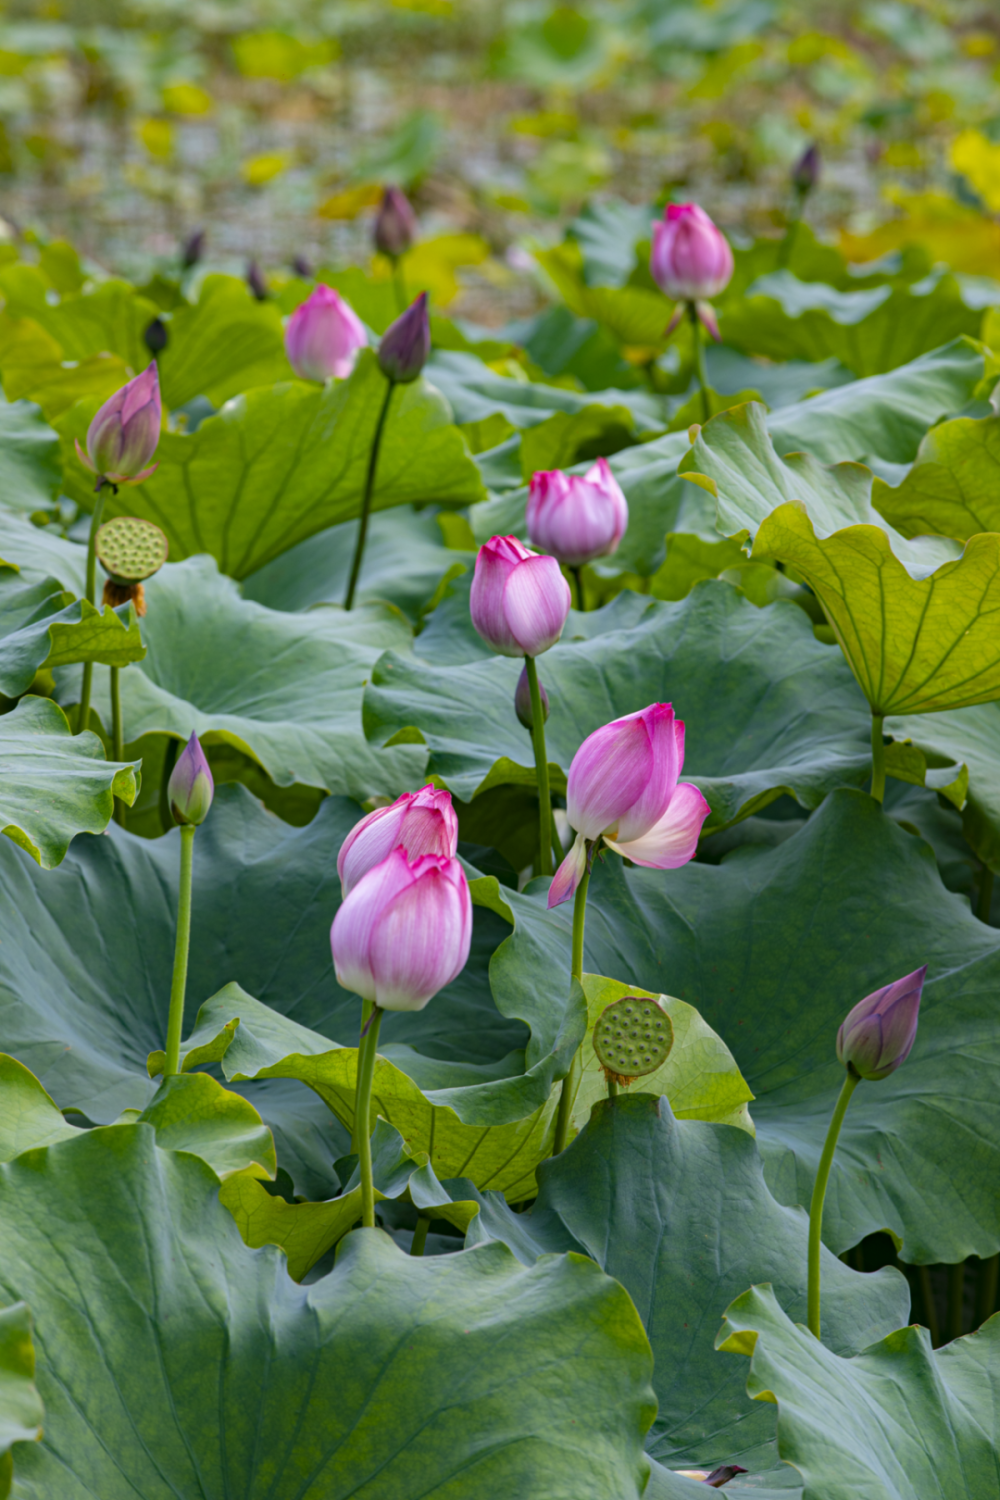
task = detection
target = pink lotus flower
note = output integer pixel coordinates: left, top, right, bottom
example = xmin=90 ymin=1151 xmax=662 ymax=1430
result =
xmin=75 ymin=363 xmax=161 ymax=486
xmin=337 ymin=785 xmax=458 ymax=898
xmin=331 ymin=848 xmax=472 ymax=1011
xmin=285 ymin=284 xmax=367 ymax=382
xmin=526 ymin=458 xmax=629 ymax=568
xmin=650 ymin=204 xmax=734 ymax=302
xmin=836 ymin=967 xmax=925 ymax=1081
xmin=548 ymin=703 xmax=710 ymax=907
xmin=470 ymin=535 xmax=572 ymax=659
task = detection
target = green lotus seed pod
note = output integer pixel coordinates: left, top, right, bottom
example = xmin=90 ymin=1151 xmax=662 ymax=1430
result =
xmin=592 ymin=996 xmax=673 ymax=1080
xmin=95 ymin=515 xmax=169 ymax=584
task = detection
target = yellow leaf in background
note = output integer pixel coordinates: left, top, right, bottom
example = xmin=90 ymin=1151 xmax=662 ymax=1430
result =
xmin=241 ymin=152 xmax=292 ymax=187
xmin=951 ymin=128 xmax=1000 ymax=212
xmin=839 ymin=191 xmax=1000 ymax=276
xmin=135 ymin=118 xmax=173 ymax=160
xmin=389 ymin=233 xmax=490 ymax=308
xmin=162 ymin=82 xmax=213 ymax=116
xmin=508 ymin=110 xmax=577 ymax=137
xmin=316 ymin=182 xmax=382 ymax=220
xmin=962 ymin=32 xmax=996 ymax=57
xmin=391 ymin=0 xmax=453 ymax=14
xmin=232 ymin=30 xmax=338 ymax=83
xmin=883 ymin=141 xmax=923 ymax=168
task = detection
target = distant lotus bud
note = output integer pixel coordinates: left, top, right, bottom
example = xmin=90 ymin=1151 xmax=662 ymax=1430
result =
xmin=650 ymin=203 xmax=734 ymax=302
xmin=526 ymin=457 xmax=628 ymax=567
xmin=168 ymin=732 xmax=214 ymax=826
xmin=704 ymin=1467 xmax=749 ymax=1489
xmin=181 ymin=228 xmax=205 ymax=268
xmin=373 ymin=185 xmax=418 ymax=259
xmin=378 ymin=291 xmax=430 ymax=384
xmin=515 ymin=663 xmax=549 ymax=731
xmin=792 ymin=143 xmax=821 ymax=196
xmin=292 ymin=253 xmax=313 ymax=278
xmin=331 ymin=848 xmax=472 ymax=1011
xmin=549 ymin=703 xmax=710 ymax=907
xmin=337 ymin=785 xmax=458 ymax=898
xmin=285 ymin=284 xmax=367 ymax=382
xmin=470 ymin=535 xmax=571 ymax=659
xmin=144 ymin=317 xmax=168 ymax=356
xmin=836 ymin=967 xmax=925 ymax=1081
xmin=74 ymin=363 xmax=161 ymax=486
xmin=246 ymin=259 xmax=268 ymax=301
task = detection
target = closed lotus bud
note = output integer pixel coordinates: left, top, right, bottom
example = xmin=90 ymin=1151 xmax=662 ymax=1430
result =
xmin=526 ymin=457 xmax=629 ymax=567
xmin=292 ymin=253 xmax=313 ymax=278
xmin=836 ymin=967 xmax=925 ymax=1081
xmin=337 ymin=785 xmax=458 ymax=899
xmin=168 ymin=733 xmax=214 ymax=827
xmin=246 ymin=259 xmax=268 ymax=301
xmin=181 ymin=228 xmax=205 ymax=268
xmin=549 ymin=703 xmax=710 ymax=907
xmin=792 ymin=143 xmax=821 ymax=196
xmin=515 ymin=663 xmax=549 ymax=732
xmin=470 ymin=535 xmax=571 ymax=659
xmin=331 ymin=848 xmax=472 ymax=1011
xmin=144 ymin=317 xmax=168 ymax=356
xmin=374 ymin=185 xmax=418 ymax=259
xmin=74 ymin=363 xmax=161 ymax=486
xmin=285 ymin=284 xmax=367 ymax=382
xmin=650 ymin=203 xmax=734 ymax=302
xmin=377 ymin=291 xmax=430 ymax=384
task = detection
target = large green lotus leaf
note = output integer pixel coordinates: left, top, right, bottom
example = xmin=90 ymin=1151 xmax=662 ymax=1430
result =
xmin=0 ymin=267 xmax=156 ymax=374
xmin=0 ymin=399 xmax=61 ymax=513
xmin=0 ymin=696 xmax=137 ymax=868
xmin=156 ymin=274 xmax=294 ymax=408
xmin=0 ymin=1055 xmax=78 ymax=1159
xmin=59 ymin=351 xmax=486 ymax=579
xmin=535 ymin=239 xmax=675 ymax=345
xmin=0 ymin=1302 xmax=43 ymax=1494
xmin=718 ymin=1283 xmax=1000 ymax=1500
xmin=134 ymin=1072 xmax=276 ymax=1179
xmin=753 ymin=504 xmax=1000 ymax=715
xmin=0 ymin=310 xmax=131 ymax=421
xmin=0 ymin=1125 xmax=656 ymax=1499
xmin=0 ymin=569 xmax=144 ymax=695
xmin=427 ymin=348 xmax=664 ymax=431
xmin=886 ymin=704 xmax=1000 ymax=870
xmin=0 ymin=511 xmax=85 ymax=596
xmin=872 ymin=414 xmax=1000 ymax=541
xmin=68 ymin=554 xmax=424 ymax=802
xmin=577 ymin=789 xmax=1000 ymax=1263
xmin=468 ymin=1095 xmax=909 ymax=1478
xmin=721 ymin=269 xmax=983 ymax=375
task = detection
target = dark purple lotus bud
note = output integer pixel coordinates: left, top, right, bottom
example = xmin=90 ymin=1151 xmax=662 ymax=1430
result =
xmin=246 ymin=259 xmax=268 ymax=301
xmin=703 ymin=1467 xmax=748 ymax=1488
xmin=373 ymin=185 xmax=419 ymax=260
xmin=292 ymin=253 xmax=313 ymax=278
xmin=144 ymin=317 xmax=168 ymax=356
xmin=514 ymin=662 xmax=549 ymax=732
xmin=836 ymin=966 xmax=925 ymax=1081
xmin=792 ymin=144 xmax=820 ymax=197
xmin=181 ymin=229 xmax=205 ymax=269
xmin=377 ymin=291 xmax=430 ymax=384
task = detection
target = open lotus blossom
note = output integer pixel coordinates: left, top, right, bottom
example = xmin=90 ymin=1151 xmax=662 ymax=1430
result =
xmin=470 ymin=535 xmax=572 ymax=658
xmin=548 ymin=703 xmax=710 ymax=907
xmin=338 ymin=785 xmax=458 ymax=898
xmin=75 ymin=363 xmax=161 ymax=486
xmin=331 ymin=848 xmax=472 ymax=1011
xmin=526 ymin=458 xmax=629 ymax=567
xmin=836 ymin=966 xmax=925 ymax=1080
xmin=285 ymin=283 xmax=367 ymax=382
xmin=167 ymin=733 xmax=214 ymax=827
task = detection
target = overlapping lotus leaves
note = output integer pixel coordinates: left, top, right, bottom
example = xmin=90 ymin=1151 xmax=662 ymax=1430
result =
xmin=0 ymin=1055 xmax=79 ymax=1159
xmin=0 ymin=569 xmax=144 ymax=696
xmin=887 ymin=703 xmax=1000 ymax=870
xmin=577 ymin=790 xmax=1000 ymax=1264
xmin=0 ymin=397 xmax=61 ymax=511
xmin=0 ymin=511 xmax=86 ymax=596
xmin=0 ymin=267 xmax=156 ymax=378
xmin=753 ymin=503 xmax=1000 ymax=716
xmin=0 ymin=696 xmax=138 ymax=867
xmin=0 ymin=1302 xmax=43 ymax=1493
xmin=427 ymin=348 xmax=663 ymax=431
xmin=154 ymin=274 xmax=294 ymax=407
xmin=0 ymin=1125 xmax=656 ymax=1498
xmin=718 ymin=1283 xmax=1000 ymax=1499
xmin=59 ymin=350 xmax=486 ymax=579
xmin=872 ymin=413 xmax=1000 ymax=541
xmin=468 ymin=1094 xmax=909 ymax=1477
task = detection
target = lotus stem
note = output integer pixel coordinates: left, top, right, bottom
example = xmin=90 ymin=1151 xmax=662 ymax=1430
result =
xmin=552 ymin=862 xmax=592 ymax=1154
xmin=524 ymin=654 xmax=553 ymax=878
xmin=110 ymin=666 xmax=126 ymax=828
xmin=571 ymin=566 xmax=584 ymax=612
xmin=393 ymin=260 xmax=408 ymax=314
xmin=355 ymin=1007 xmax=383 ymax=1229
xmin=870 ymin=714 xmax=886 ymax=803
xmin=947 ymin=1261 xmax=967 ymax=1343
xmin=807 ymin=1069 xmax=859 ymax=1338
xmin=76 ymin=487 xmax=107 ymax=733
xmin=410 ymin=1216 xmax=430 ymax=1256
xmin=344 ymin=377 xmax=395 ymax=610
xmin=351 ymin=998 xmax=375 ymax=1152
xmin=918 ymin=1264 xmax=940 ymax=1347
xmin=688 ymin=301 xmax=711 ymax=424
xmin=164 ymin=823 xmax=196 ymax=1077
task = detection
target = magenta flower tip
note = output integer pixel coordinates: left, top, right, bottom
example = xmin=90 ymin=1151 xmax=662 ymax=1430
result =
xmin=526 ymin=458 xmax=629 ymax=568
xmin=337 ymin=784 xmax=459 ymax=899
xmin=650 ymin=202 xmax=734 ymax=303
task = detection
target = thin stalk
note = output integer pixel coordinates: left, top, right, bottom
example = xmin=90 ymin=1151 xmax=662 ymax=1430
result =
xmin=110 ymin=667 xmax=126 ymax=827
xmin=392 ymin=259 xmax=408 ymax=314
xmin=350 ymin=998 xmax=375 ymax=1152
xmin=607 ymin=1074 xmax=618 ymax=1100
xmin=552 ymin=862 xmax=592 ymax=1155
xmin=76 ymin=487 xmax=107 ymax=733
xmin=688 ymin=302 xmax=711 ymax=424
xmin=344 ymin=379 xmax=395 ymax=610
xmin=550 ymin=808 xmax=564 ymax=865
xmin=159 ymin=736 xmax=179 ymax=834
xmin=163 ymin=824 xmax=196 ymax=1077
xmin=410 ymin=1216 xmax=430 ymax=1257
xmin=571 ymin=566 xmax=584 ymax=612
xmin=918 ymin=1264 xmax=941 ymax=1347
xmin=976 ymin=1254 xmax=999 ymax=1328
xmin=777 ymin=195 xmax=805 ymax=268
xmin=524 ymin=654 xmax=553 ymax=877
xmin=807 ymin=1069 xmax=860 ymax=1338
xmin=947 ymin=1261 xmax=967 ymax=1343
xmin=355 ymin=1008 xmax=383 ymax=1229
xmin=978 ymin=865 xmax=994 ymax=924
xmin=870 ymin=713 xmax=886 ymax=803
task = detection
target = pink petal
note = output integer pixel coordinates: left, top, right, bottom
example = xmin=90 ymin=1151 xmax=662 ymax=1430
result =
xmin=548 ymin=832 xmax=588 ymax=909
xmin=613 ymin=704 xmax=682 ymax=844
xmin=605 ymin=782 xmax=710 ymax=868
xmin=502 ymin=554 xmax=571 ymax=657
xmin=369 ymin=857 xmax=472 ymax=1010
xmin=566 ymin=712 xmax=656 ymax=841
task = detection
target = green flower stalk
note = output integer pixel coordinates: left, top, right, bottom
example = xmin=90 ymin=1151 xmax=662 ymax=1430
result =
xmin=162 ymin=734 xmax=214 ymax=1078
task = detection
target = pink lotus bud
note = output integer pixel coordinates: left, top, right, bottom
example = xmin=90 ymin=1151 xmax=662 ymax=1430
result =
xmin=378 ymin=291 xmax=430 ymax=384
xmin=526 ymin=458 xmax=629 ymax=568
xmin=374 ymin=185 xmax=418 ymax=259
xmin=514 ymin=663 xmax=549 ymax=731
xmin=548 ymin=703 xmax=710 ymax=907
xmin=331 ymin=848 xmax=472 ymax=1011
xmin=285 ymin=284 xmax=367 ymax=382
xmin=836 ymin=967 xmax=925 ymax=1081
xmin=337 ymin=785 xmax=458 ymax=899
xmin=75 ymin=363 xmax=161 ymax=486
xmin=167 ymin=732 xmax=214 ymax=826
xmin=650 ymin=204 xmax=734 ymax=302
xmin=470 ymin=535 xmax=572 ymax=659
